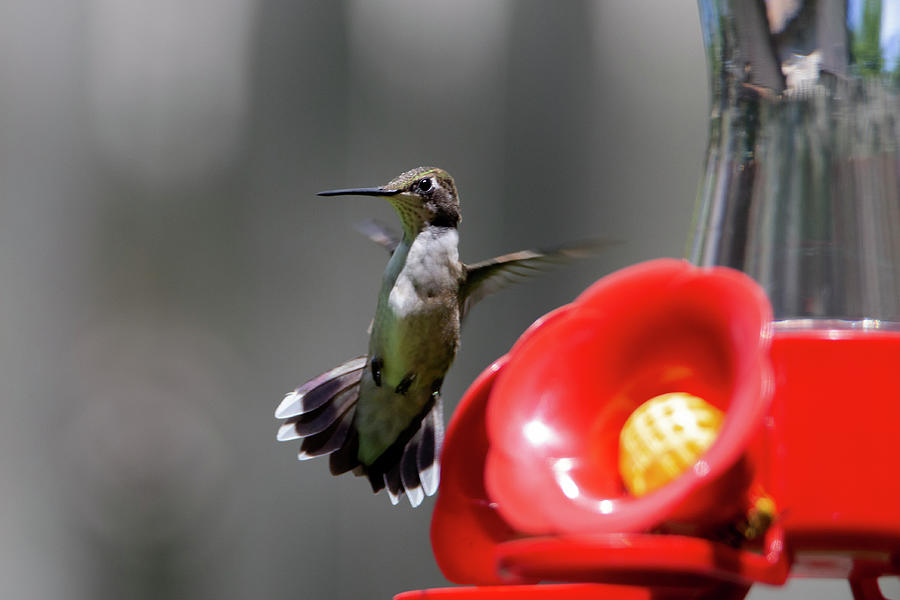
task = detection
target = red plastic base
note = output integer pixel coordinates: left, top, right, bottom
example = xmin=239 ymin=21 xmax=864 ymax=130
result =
xmin=495 ymin=531 xmax=787 ymax=587
xmin=394 ymin=583 xmax=654 ymax=600
xmin=394 ymin=582 xmax=750 ymax=600
xmin=770 ymin=328 xmax=900 ymax=583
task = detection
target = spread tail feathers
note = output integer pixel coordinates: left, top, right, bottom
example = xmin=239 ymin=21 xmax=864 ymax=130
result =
xmin=276 ymin=357 xmax=442 ymax=507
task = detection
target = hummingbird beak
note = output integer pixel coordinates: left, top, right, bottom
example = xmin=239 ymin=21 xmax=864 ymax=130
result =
xmin=317 ymin=187 xmax=401 ymax=197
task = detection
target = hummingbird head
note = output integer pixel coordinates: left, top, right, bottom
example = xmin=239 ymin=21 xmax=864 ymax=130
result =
xmin=318 ymin=166 xmax=460 ymax=239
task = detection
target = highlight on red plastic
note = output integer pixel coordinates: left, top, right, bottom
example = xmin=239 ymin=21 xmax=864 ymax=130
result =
xmin=484 ymin=259 xmax=774 ymax=536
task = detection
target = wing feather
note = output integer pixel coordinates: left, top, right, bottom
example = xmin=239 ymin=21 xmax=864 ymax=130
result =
xmin=460 ymin=240 xmax=614 ymax=320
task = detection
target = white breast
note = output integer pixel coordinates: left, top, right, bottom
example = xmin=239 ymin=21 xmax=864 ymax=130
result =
xmin=387 ymin=228 xmax=460 ymax=316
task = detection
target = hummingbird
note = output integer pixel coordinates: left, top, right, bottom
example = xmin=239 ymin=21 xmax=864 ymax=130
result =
xmin=275 ymin=166 xmax=598 ymax=507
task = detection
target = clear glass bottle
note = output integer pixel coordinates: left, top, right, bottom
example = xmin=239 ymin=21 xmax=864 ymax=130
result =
xmin=691 ymin=0 xmax=900 ymax=329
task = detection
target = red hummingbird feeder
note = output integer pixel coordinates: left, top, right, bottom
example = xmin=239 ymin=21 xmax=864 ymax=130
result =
xmin=397 ymin=1 xmax=900 ymax=598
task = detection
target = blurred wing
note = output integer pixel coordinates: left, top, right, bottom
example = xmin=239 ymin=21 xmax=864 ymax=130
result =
xmin=459 ymin=239 xmax=616 ymax=321
xmin=355 ymin=218 xmax=401 ymax=255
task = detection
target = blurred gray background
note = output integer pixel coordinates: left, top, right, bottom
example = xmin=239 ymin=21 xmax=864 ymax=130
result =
xmin=0 ymin=1 xmax=880 ymax=598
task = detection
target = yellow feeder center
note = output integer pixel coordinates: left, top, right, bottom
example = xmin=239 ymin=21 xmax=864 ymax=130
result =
xmin=619 ymin=392 xmax=724 ymax=497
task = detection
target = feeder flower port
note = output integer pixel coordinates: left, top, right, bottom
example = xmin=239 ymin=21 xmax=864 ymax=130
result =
xmin=398 ymin=257 xmax=900 ymax=600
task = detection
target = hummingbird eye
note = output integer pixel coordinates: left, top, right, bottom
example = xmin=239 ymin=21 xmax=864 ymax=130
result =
xmin=415 ymin=178 xmax=433 ymax=194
